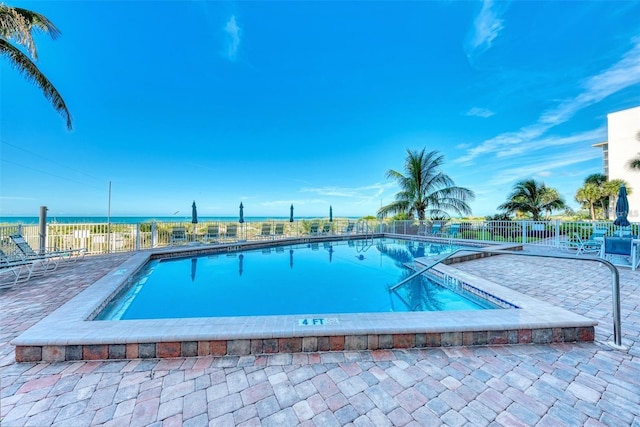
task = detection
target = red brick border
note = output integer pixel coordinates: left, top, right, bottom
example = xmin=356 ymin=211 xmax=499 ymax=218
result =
xmin=14 ymin=326 xmax=595 ymax=362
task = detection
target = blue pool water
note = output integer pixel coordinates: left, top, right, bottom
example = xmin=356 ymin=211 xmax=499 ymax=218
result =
xmin=97 ymin=238 xmax=496 ymax=320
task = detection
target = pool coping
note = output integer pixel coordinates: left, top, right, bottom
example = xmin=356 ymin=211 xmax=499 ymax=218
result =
xmin=11 ymin=235 xmax=597 ymax=362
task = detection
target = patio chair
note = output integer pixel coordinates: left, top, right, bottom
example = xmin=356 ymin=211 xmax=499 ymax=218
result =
xmin=601 ymin=236 xmax=639 ymax=270
xmin=321 ymin=223 xmax=332 ymax=235
xmin=445 ymin=223 xmax=461 ymax=238
xmin=9 ymin=234 xmax=84 ymax=265
xmin=342 ymin=221 xmax=356 ymax=234
xmin=562 ymin=233 xmax=601 ymax=255
xmin=273 ymin=223 xmax=285 ymax=238
xmin=258 ymin=223 xmax=273 ymax=239
xmin=204 ymin=225 xmax=220 ymax=243
xmin=420 ymin=223 xmax=442 ymax=237
xmin=225 ymin=224 xmax=238 ymax=242
xmin=309 ymin=222 xmax=320 ymax=236
xmin=0 ymin=249 xmax=51 ymax=288
xmin=169 ymin=227 xmax=187 ymax=245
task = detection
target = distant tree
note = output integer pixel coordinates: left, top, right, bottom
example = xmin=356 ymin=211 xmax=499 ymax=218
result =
xmin=575 ymin=183 xmax=602 ymax=221
xmin=584 ymin=173 xmax=609 ymax=218
xmin=378 ymin=148 xmax=474 ymax=221
xmin=485 ymin=213 xmax=511 ymax=221
xmin=390 ymin=212 xmax=411 ymax=221
xmin=576 ymin=176 xmax=631 ymax=220
xmin=0 ymin=3 xmax=72 ymax=129
xmin=498 ymin=179 xmax=566 ymax=221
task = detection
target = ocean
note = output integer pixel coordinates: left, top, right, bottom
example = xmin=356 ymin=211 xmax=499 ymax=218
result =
xmin=0 ymin=216 xmax=353 ymax=225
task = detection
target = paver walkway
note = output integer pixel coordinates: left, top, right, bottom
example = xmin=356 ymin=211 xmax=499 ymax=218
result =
xmin=1 ymin=248 xmax=639 ymax=426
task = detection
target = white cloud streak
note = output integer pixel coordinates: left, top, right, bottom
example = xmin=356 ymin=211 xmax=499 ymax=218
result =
xmin=457 ymin=37 xmax=640 ymax=164
xmin=495 ymin=126 xmax=606 ymax=158
xmin=223 ymin=15 xmax=241 ymax=61
xmin=465 ymin=0 xmax=505 ymax=61
xmin=301 ymin=183 xmax=393 ymax=205
xmin=486 ymin=148 xmax=602 ymax=186
xmin=465 ymin=107 xmax=495 ymax=118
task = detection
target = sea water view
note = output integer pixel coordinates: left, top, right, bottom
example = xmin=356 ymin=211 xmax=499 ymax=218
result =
xmin=0 ymin=216 xmax=333 ymax=225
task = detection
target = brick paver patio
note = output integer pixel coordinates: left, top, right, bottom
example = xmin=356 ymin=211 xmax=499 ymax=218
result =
xmin=1 ymin=248 xmax=639 ymax=426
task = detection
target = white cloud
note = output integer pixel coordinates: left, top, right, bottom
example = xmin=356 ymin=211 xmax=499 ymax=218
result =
xmin=486 ymin=148 xmax=602 ymax=186
xmin=495 ymin=126 xmax=606 ymax=158
xmin=456 ymin=37 xmax=640 ymax=164
xmin=300 ymin=183 xmax=395 ymax=208
xmin=223 ymin=15 xmax=241 ymax=61
xmin=465 ymin=107 xmax=495 ymax=118
xmin=465 ymin=0 xmax=505 ymax=61
xmin=540 ymin=37 xmax=640 ymax=126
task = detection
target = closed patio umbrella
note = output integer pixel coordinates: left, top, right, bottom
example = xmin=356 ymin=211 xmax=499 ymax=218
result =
xmin=239 ymin=202 xmax=245 ymax=224
xmin=329 ymin=206 xmax=333 ymax=222
xmin=192 ymin=201 xmax=198 ymax=224
xmin=290 ymin=204 xmax=294 ymax=222
xmin=191 ymin=201 xmax=198 ymax=242
xmin=613 ymin=185 xmax=630 ymax=228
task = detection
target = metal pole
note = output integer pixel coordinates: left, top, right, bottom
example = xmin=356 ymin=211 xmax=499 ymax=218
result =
xmin=107 ymin=181 xmax=112 ymax=254
xmin=38 ymin=206 xmax=47 ymax=254
xmin=611 ymin=266 xmax=621 ymax=346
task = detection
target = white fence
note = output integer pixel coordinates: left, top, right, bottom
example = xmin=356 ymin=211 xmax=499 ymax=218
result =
xmin=1 ymin=219 xmax=638 ymax=256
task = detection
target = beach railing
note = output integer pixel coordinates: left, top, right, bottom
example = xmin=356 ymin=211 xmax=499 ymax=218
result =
xmin=0 ymin=219 xmax=637 ymax=256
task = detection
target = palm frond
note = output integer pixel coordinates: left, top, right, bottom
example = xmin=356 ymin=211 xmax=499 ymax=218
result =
xmin=0 ymin=5 xmax=60 ymax=58
xmin=0 ymin=39 xmax=72 ymax=129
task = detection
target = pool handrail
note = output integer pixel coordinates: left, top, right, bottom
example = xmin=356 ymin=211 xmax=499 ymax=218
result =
xmin=390 ymin=248 xmax=623 ymax=348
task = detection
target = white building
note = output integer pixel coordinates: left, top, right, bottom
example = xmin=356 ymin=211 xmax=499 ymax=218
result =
xmin=593 ymin=105 xmax=640 ymax=222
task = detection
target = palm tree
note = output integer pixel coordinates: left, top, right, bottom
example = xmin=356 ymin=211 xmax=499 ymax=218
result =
xmin=576 ymin=183 xmax=602 ymax=220
xmin=498 ymin=179 xmax=566 ymax=221
xmin=584 ymin=173 xmax=608 ymax=218
xmin=377 ymin=148 xmax=475 ymax=220
xmin=0 ymin=3 xmax=72 ymax=129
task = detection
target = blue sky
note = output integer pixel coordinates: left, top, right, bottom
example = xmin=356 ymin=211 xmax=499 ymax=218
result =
xmin=1 ymin=0 xmax=639 ymax=218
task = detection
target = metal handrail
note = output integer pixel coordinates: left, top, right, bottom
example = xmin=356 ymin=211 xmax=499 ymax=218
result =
xmin=390 ymin=248 xmax=623 ymax=347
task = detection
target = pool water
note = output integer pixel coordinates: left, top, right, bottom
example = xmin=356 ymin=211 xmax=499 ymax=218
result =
xmin=97 ymin=238 xmax=496 ymax=320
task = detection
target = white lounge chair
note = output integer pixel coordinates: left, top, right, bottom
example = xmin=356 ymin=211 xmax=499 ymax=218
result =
xmin=0 ymin=249 xmax=51 ymax=288
xmin=343 ymin=221 xmax=356 ymax=234
xmin=204 ymin=225 xmax=220 ymax=243
xmin=309 ymin=222 xmax=320 ymax=236
xmin=562 ymin=232 xmax=601 ymax=255
xmin=10 ymin=234 xmax=84 ymax=265
xmin=321 ymin=223 xmax=332 ymax=235
xmin=225 ymin=224 xmax=239 ymax=242
xmin=169 ymin=227 xmax=188 ymax=245
xmin=273 ymin=223 xmax=285 ymax=238
xmin=258 ymin=223 xmax=272 ymax=239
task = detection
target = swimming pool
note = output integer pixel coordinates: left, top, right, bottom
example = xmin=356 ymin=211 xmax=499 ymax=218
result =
xmin=12 ymin=234 xmax=598 ymax=362
xmin=97 ymin=239 xmax=496 ymax=320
